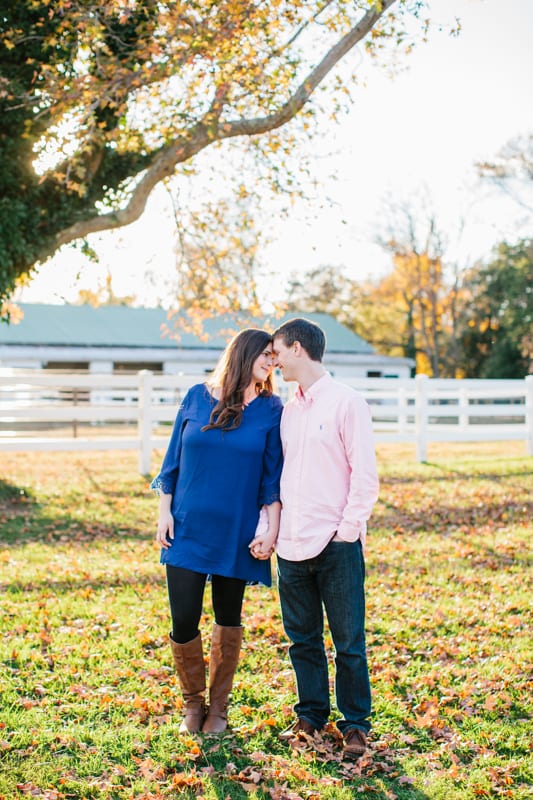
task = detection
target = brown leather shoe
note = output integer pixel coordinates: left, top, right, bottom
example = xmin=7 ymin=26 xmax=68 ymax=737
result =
xmin=343 ymin=727 xmax=367 ymax=759
xmin=279 ymin=717 xmax=318 ymax=739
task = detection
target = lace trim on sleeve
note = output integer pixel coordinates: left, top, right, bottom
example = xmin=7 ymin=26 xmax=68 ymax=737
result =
xmin=150 ymin=476 xmax=173 ymax=495
xmin=260 ymin=490 xmax=281 ymax=506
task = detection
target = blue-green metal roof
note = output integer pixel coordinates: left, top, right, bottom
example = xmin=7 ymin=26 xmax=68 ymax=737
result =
xmin=0 ymin=304 xmax=374 ymax=354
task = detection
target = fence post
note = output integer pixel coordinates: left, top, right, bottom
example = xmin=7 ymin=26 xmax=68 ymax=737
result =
xmin=459 ymin=384 xmax=469 ymax=431
xmin=138 ymin=370 xmax=153 ymax=474
xmin=526 ymin=375 xmax=533 ymax=457
xmin=398 ymin=385 xmax=408 ymax=434
xmin=415 ymin=374 xmax=429 ymax=462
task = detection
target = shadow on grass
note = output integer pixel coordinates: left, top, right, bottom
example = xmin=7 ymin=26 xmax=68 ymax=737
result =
xmin=1 ymin=567 xmax=161 ymax=595
xmin=383 ymin=468 xmax=532 ymax=483
xmin=0 ymin=476 xmax=35 ymax=501
xmin=78 ymin=461 xmax=154 ymax=499
xmin=159 ymin=726 xmax=432 ymax=800
xmin=451 ymin=529 xmax=532 ymax=566
xmin=0 ymin=503 xmax=152 ymax=546
xmin=375 ymin=497 xmax=533 ymax=538
xmin=0 ymin=477 xmax=36 ymax=522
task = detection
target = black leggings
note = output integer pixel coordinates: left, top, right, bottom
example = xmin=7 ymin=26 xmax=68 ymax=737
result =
xmin=166 ymin=565 xmax=246 ymax=644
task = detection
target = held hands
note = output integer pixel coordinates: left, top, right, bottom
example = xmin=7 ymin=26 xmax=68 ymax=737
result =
xmin=249 ymin=531 xmax=277 ymax=560
xmin=249 ymin=502 xmax=280 ymax=560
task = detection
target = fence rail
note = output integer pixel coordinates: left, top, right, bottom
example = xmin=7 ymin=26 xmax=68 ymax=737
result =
xmin=1 ymin=369 xmax=532 ymax=471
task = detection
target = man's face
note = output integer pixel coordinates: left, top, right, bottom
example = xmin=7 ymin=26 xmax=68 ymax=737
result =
xmin=272 ymin=336 xmax=298 ymax=382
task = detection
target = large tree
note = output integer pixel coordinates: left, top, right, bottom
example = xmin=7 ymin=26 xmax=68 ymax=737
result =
xmin=0 ymin=0 xmax=427 ymax=313
xmin=285 ymin=202 xmax=466 ymax=377
xmin=458 ymin=240 xmax=533 ymax=378
xmin=375 ymin=201 xmax=453 ymax=376
xmin=283 ymin=239 xmax=533 ymax=378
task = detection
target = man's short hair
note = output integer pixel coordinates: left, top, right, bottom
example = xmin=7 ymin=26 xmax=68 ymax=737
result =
xmin=273 ymin=318 xmax=326 ymax=362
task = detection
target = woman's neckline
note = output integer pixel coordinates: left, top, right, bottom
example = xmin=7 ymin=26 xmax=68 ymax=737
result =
xmin=205 ymin=383 xmax=260 ymax=407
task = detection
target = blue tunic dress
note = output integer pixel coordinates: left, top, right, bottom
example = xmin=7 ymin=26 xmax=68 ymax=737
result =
xmin=151 ymin=383 xmax=283 ymax=586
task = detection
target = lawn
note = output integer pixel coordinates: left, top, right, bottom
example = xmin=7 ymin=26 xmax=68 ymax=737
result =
xmin=0 ymin=442 xmax=531 ymax=800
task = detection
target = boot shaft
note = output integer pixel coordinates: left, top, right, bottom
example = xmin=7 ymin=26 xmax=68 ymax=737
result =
xmin=169 ymin=632 xmax=206 ymax=697
xmin=169 ymin=632 xmax=206 ymax=733
xmin=202 ymin=623 xmax=243 ymax=733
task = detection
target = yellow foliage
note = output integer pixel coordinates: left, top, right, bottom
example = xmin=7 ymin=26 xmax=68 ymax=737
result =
xmin=16 ymin=0 xmax=424 ymax=194
xmin=0 ymin=301 xmax=24 ymax=323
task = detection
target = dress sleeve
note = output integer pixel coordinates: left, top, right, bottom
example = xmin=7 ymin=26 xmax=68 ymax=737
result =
xmin=150 ymin=390 xmax=191 ymax=496
xmin=258 ymin=398 xmax=283 ymax=506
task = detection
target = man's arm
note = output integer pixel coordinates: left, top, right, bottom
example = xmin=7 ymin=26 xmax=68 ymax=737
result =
xmin=336 ymin=393 xmax=379 ymax=547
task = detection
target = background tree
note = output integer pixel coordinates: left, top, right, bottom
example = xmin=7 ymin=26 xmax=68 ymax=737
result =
xmin=0 ymin=0 xmax=428 ymax=316
xmin=283 ymin=198 xmax=472 ymax=376
xmin=76 ymin=271 xmax=136 ymax=307
xmin=477 ymin=132 xmax=533 ymax=213
xmin=282 ymin=238 xmax=533 ymax=379
xmin=278 ymin=136 xmax=533 ymax=380
xmin=457 ymin=239 xmax=533 ymax=378
xmin=286 ymin=265 xmax=353 ymax=318
xmin=286 ymin=265 xmax=416 ymax=365
xmin=376 ymin=201 xmax=453 ymax=376
xmin=162 ymin=192 xmax=272 ymax=342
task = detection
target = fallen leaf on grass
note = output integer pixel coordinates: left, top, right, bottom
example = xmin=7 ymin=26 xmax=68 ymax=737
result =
xmin=16 ymin=785 xmax=63 ymax=799
xmin=132 ymin=757 xmax=166 ymax=782
xmin=267 ymin=786 xmax=304 ymax=800
xmin=170 ymin=771 xmax=205 ymax=791
xmin=398 ymin=775 xmax=415 ymax=785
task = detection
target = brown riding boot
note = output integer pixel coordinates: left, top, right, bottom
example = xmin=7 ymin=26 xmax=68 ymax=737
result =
xmin=202 ymin=624 xmax=243 ymax=734
xmin=169 ymin=632 xmax=206 ymax=733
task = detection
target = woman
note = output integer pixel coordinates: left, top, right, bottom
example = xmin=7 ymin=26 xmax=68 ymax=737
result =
xmin=151 ymin=328 xmax=282 ymax=734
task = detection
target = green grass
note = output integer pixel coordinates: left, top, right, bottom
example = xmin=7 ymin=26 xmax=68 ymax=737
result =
xmin=0 ymin=442 xmax=531 ymax=799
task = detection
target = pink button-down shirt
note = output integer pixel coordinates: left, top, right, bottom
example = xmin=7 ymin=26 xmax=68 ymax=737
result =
xmin=276 ymin=372 xmax=379 ymax=561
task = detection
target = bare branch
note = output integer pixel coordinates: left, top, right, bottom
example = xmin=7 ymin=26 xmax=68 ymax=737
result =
xmin=274 ymin=0 xmax=338 ymax=58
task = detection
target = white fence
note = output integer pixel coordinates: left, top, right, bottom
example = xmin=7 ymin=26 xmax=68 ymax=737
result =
xmin=0 ymin=369 xmax=532 ymax=471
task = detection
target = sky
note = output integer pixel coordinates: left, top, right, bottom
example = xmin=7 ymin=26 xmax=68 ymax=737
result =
xmin=16 ymin=0 xmax=533 ymax=308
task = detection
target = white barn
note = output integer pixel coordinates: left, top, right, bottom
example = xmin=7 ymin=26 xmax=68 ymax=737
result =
xmin=0 ymin=304 xmax=414 ymax=378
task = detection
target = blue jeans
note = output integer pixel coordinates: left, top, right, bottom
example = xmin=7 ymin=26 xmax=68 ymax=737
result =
xmin=277 ymin=539 xmax=371 ymax=735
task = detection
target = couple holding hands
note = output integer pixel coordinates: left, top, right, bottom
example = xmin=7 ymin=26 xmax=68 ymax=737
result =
xmin=152 ymin=317 xmax=379 ymax=760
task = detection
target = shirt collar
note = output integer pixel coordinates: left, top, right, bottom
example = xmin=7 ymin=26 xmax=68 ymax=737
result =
xmin=294 ymin=371 xmax=331 ymax=406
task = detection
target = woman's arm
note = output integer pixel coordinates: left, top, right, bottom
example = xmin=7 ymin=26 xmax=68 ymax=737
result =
xmin=250 ymin=398 xmax=284 ymax=560
xmin=155 ymin=492 xmax=174 ymax=549
xmin=249 ymin=500 xmax=281 ymax=560
xmin=150 ymin=390 xmax=193 ymax=497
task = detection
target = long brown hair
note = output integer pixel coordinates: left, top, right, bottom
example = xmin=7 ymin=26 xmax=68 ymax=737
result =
xmin=203 ymin=328 xmax=274 ymax=431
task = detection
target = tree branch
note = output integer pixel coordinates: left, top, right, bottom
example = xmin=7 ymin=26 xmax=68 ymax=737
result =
xmin=54 ymin=0 xmax=398 ymax=250
xmin=54 ymin=85 xmax=231 ymax=248
xmin=272 ymin=0 xmax=338 ymax=60
xmin=217 ymin=0 xmax=397 ymax=137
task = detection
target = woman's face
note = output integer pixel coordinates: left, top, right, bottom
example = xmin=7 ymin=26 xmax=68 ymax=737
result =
xmin=251 ymin=344 xmax=274 ymax=384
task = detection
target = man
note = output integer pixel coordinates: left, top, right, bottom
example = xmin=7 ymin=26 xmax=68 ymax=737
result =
xmin=272 ymin=317 xmax=379 ymax=760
